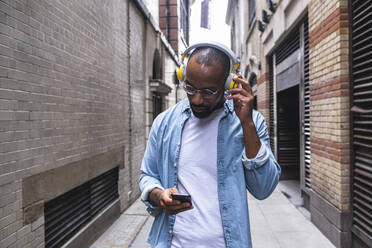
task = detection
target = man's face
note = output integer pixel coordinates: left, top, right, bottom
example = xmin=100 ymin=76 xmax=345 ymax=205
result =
xmin=185 ymin=57 xmax=226 ymax=118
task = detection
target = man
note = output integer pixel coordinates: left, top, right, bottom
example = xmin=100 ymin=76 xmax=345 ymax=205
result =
xmin=139 ymin=43 xmax=281 ymax=248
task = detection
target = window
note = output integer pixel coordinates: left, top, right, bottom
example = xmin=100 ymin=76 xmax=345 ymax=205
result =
xmin=180 ymin=0 xmax=189 ymax=44
xmin=249 ymin=73 xmax=257 ymax=88
xmin=249 ymin=73 xmax=257 ymax=110
xmin=153 ymin=93 xmax=162 ymax=120
xmin=231 ymin=20 xmax=236 ymax=53
xmin=249 ymin=0 xmax=256 ymax=28
xmin=201 ymin=0 xmax=211 ymax=29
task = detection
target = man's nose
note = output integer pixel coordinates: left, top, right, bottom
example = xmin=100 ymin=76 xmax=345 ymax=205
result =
xmin=191 ymin=91 xmax=204 ymax=105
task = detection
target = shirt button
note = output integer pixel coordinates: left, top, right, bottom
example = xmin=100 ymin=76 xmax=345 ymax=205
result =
xmin=169 ymin=229 xmax=173 ymax=234
xmin=173 ymin=163 xmax=177 ymax=168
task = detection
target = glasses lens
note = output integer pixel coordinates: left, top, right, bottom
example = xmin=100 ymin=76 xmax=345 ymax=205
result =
xmin=200 ymin=89 xmax=216 ymax=97
xmin=184 ymin=84 xmax=196 ymax=95
xmin=183 ymin=83 xmax=218 ymax=98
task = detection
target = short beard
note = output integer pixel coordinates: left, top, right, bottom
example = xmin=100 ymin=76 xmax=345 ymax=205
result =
xmin=191 ymin=93 xmax=224 ymax=119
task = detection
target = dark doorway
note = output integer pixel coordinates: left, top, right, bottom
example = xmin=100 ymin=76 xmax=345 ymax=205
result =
xmin=277 ymin=85 xmax=300 ymax=180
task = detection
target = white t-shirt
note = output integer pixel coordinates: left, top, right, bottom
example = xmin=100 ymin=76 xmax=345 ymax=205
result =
xmin=171 ymin=108 xmax=226 ymax=248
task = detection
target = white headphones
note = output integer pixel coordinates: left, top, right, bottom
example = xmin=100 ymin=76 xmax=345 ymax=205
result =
xmin=176 ymin=42 xmax=240 ymax=90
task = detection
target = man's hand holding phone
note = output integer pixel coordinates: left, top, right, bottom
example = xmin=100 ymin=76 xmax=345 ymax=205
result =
xmin=149 ymin=187 xmax=193 ymax=215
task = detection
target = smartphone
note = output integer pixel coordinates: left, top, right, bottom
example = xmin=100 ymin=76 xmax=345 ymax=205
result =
xmin=171 ymin=193 xmax=192 ymax=204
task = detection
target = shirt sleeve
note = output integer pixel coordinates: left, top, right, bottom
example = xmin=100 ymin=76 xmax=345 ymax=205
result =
xmin=139 ymin=115 xmax=164 ymax=217
xmin=140 ymin=184 xmax=164 ymax=217
xmin=241 ymin=140 xmax=270 ymax=170
xmin=243 ymin=111 xmax=281 ymax=200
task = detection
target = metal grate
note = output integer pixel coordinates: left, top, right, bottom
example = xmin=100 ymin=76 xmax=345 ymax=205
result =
xmin=351 ymin=0 xmax=372 ymax=246
xmin=275 ymin=25 xmax=301 ymax=175
xmin=44 ymin=167 xmax=119 ymax=248
xmin=303 ymin=17 xmax=311 ymax=189
xmin=275 ymin=27 xmax=300 ymax=65
xmin=269 ymin=56 xmax=275 ymax=153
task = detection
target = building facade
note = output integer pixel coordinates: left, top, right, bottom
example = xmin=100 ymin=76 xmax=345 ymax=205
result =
xmin=226 ymin=0 xmax=371 ymax=247
xmin=0 ymin=0 xmax=189 ymax=247
xmin=146 ymin=0 xmax=190 ymax=137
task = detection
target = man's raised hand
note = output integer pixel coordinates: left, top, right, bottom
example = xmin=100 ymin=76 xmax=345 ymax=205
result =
xmin=226 ymin=75 xmax=255 ymax=125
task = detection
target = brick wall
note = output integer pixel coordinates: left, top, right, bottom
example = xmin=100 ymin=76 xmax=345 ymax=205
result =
xmin=308 ymin=0 xmax=350 ymax=211
xmin=241 ymin=0 xmax=271 ymax=129
xmin=129 ymin=2 xmax=146 ymax=203
xmin=0 ymin=0 xmax=150 ymax=247
xmin=159 ymin=0 xmax=179 ymax=53
xmin=257 ymin=71 xmax=270 ymax=123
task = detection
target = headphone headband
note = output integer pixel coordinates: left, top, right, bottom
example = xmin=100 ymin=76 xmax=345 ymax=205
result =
xmin=181 ymin=41 xmax=240 ymax=72
xmin=177 ymin=41 xmax=240 ymax=90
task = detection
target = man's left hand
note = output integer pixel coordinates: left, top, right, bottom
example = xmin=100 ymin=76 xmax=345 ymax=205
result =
xmin=226 ymin=75 xmax=261 ymax=158
xmin=226 ymin=75 xmax=254 ymax=125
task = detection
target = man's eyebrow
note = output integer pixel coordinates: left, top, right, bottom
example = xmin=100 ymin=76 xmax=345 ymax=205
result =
xmin=184 ymin=80 xmax=199 ymax=89
xmin=184 ymin=80 xmax=217 ymax=90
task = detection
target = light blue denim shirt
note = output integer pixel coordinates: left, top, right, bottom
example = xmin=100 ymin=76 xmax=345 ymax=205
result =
xmin=139 ymin=98 xmax=281 ymax=248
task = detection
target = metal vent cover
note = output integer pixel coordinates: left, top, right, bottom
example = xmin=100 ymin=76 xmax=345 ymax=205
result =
xmin=303 ymin=17 xmax=311 ymax=189
xmin=44 ymin=167 xmax=119 ymax=248
xmin=351 ymin=0 xmax=372 ymax=246
xmin=275 ymin=27 xmax=300 ymax=66
xmin=269 ymin=56 xmax=275 ymax=153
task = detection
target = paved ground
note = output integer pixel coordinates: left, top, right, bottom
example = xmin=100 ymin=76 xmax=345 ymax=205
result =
xmin=91 ymin=181 xmax=335 ymax=248
xmin=90 ymin=199 xmax=149 ymax=248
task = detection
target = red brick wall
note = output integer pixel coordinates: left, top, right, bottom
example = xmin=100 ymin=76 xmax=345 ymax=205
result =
xmin=159 ymin=0 xmax=179 ymax=53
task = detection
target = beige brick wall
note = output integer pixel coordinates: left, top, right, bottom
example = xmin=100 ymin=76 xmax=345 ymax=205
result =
xmin=257 ymin=73 xmax=270 ymax=123
xmin=308 ymin=0 xmax=350 ymax=211
xmin=311 ymin=153 xmax=350 ymax=211
xmin=309 ymin=0 xmax=348 ymax=34
xmin=310 ymin=97 xmax=350 ymax=142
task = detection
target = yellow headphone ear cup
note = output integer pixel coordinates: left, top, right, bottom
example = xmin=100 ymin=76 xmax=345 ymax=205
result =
xmin=177 ymin=65 xmax=184 ymax=81
xmin=225 ymin=74 xmax=239 ymax=90
xmin=233 ymin=63 xmax=240 ymax=71
xmin=232 ymin=75 xmax=239 ymax=88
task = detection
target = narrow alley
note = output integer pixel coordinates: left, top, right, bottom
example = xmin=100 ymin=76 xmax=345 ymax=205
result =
xmin=0 ymin=0 xmax=371 ymax=248
xmin=91 ymin=181 xmax=335 ymax=248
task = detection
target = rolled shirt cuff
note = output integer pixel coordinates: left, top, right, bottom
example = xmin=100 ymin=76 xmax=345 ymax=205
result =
xmin=141 ymin=184 xmax=164 ymax=217
xmin=242 ymin=141 xmax=270 ymax=170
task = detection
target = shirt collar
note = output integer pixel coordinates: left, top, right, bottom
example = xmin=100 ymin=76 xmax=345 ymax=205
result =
xmin=181 ymin=99 xmax=191 ymax=113
xmin=224 ymin=99 xmax=234 ymax=113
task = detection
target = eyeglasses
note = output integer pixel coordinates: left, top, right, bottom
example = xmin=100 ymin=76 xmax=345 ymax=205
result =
xmin=182 ymin=83 xmax=219 ymax=99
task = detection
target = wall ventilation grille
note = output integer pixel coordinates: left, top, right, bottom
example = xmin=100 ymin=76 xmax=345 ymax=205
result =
xmin=44 ymin=167 xmax=119 ymax=248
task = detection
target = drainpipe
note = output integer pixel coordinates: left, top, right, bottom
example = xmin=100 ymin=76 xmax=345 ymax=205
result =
xmin=166 ymin=0 xmax=170 ymax=41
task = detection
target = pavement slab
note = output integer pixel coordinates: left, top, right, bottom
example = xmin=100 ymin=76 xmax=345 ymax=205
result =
xmin=129 ymin=217 xmax=153 ymax=248
xmin=91 ymin=199 xmax=149 ymax=248
xmin=92 ymin=182 xmax=336 ymax=248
